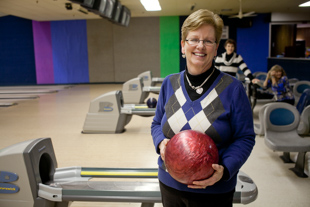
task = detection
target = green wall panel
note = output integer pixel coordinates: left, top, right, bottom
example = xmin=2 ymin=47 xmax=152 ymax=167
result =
xmin=160 ymin=16 xmax=180 ymax=78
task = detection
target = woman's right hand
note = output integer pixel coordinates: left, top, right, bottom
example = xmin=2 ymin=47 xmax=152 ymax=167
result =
xmin=270 ymin=70 xmax=276 ymax=77
xmin=267 ymin=71 xmax=274 ymax=80
xmin=159 ymin=139 xmax=170 ymax=161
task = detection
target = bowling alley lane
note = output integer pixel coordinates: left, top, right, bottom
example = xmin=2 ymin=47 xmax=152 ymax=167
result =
xmin=0 ymin=84 xmax=309 ymax=207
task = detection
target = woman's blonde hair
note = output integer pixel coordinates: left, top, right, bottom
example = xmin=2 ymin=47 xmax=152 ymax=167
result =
xmin=270 ymin=64 xmax=287 ymax=76
xmin=181 ymin=9 xmax=224 ymax=45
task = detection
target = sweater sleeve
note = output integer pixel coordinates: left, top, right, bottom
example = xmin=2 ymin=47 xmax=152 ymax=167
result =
xmin=221 ymin=82 xmax=256 ymax=180
xmin=237 ymin=54 xmax=253 ymax=80
xmin=247 ymin=73 xmax=254 ymax=81
xmin=151 ymin=77 xmax=169 ymax=154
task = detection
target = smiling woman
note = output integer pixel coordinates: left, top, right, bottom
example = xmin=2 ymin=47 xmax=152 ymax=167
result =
xmin=181 ymin=24 xmax=218 ymax=75
xmin=214 ymin=39 xmax=257 ymax=83
xmin=151 ymin=9 xmax=255 ymax=207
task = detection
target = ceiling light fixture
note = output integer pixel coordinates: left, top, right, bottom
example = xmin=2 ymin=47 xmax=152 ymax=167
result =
xmin=140 ymin=0 xmax=162 ymax=11
xmin=299 ymin=1 xmax=310 ymax=7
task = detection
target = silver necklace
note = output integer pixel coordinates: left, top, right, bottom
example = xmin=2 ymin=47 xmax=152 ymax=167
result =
xmin=185 ymin=69 xmax=215 ymax=94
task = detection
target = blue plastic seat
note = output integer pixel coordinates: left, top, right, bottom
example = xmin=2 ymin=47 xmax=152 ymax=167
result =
xmin=264 ymin=102 xmax=310 ymax=177
xmin=256 ymin=88 xmax=310 ymax=136
xmin=288 ymin=78 xmax=299 ymax=88
xmin=253 ymin=72 xmax=267 ymax=81
xmin=297 ymin=105 xmax=310 ymax=136
xmin=296 ymin=88 xmax=310 ymax=114
xmin=254 ymin=103 xmax=273 ymax=135
xmin=293 ymin=81 xmax=310 ymax=104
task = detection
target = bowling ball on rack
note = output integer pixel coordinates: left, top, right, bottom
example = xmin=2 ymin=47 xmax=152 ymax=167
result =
xmin=146 ymin=97 xmax=157 ymax=108
xmin=165 ymin=130 xmax=219 ymax=184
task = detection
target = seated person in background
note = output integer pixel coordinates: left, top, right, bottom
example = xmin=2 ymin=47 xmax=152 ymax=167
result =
xmin=215 ymin=39 xmax=258 ymax=84
xmin=263 ymin=64 xmax=295 ymax=105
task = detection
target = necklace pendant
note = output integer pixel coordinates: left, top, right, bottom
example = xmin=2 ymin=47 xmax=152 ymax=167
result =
xmin=196 ymin=88 xmax=203 ymax=94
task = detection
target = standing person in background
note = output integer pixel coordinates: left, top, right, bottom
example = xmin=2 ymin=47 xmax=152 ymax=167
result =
xmin=263 ymin=64 xmax=295 ymax=105
xmin=215 ymin=39 xmax=259 ymax=84
xmin=151 ymin=9 xmax=255 ymax=207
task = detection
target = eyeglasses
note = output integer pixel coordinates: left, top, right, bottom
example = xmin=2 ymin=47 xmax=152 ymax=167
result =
xmin=185 ymin=39 xmax=216 ymax=47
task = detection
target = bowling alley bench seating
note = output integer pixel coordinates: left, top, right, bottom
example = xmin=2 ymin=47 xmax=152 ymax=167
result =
xmin=0 ymin=138 xmax=258 ymax=207
xmin=263 ymin=102 xmax=310 ymax=177
xmin=255 ymin=88 xmax=310 ymax=136
xmin=293 ymin=80 xmax=310 ymax=104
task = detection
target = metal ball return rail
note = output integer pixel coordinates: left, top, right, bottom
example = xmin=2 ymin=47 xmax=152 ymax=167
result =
xmin=0 ymin=138 xmax=258 ymax=207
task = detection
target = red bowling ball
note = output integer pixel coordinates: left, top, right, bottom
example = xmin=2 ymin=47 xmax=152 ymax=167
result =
xmin=165 ymin=130 xmax=219 ymax=184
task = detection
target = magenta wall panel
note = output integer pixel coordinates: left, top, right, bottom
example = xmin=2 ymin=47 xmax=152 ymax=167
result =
xmin=32 ymin=21 xmax=54 ymax=84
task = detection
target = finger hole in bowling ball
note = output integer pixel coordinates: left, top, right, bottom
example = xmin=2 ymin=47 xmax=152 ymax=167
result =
xmin=146 ymin=97 xmax=157 ymax=108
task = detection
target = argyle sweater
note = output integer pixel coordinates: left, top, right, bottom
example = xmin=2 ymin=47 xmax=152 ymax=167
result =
xmin=215 ymin=52 xmax=254 ymax=80
xmin=151 ymin=70 xmax=255 ymax=194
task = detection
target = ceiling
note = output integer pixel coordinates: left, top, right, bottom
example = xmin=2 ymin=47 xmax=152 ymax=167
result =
xmin=0 ymin=0 xmax=309 ymax=22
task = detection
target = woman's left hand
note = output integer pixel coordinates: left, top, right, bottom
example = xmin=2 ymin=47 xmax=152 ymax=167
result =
xmin=187 ymin=164 xmax=224 ymax=189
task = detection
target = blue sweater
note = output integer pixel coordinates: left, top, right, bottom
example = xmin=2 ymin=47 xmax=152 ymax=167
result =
xmin=151 ymin=70 xmax=255 ymax=194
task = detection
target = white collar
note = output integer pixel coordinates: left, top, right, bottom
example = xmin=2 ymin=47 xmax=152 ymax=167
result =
xmin=222 ymin=52 xmax=236 ymax=65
